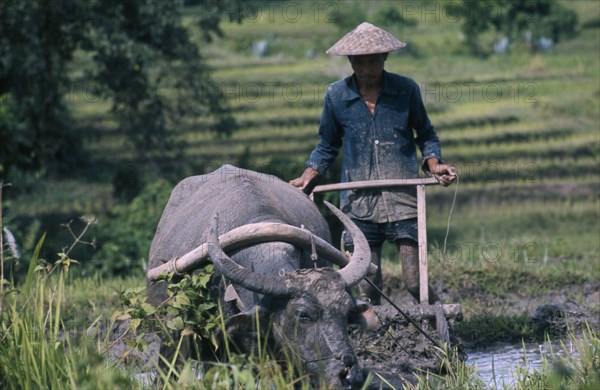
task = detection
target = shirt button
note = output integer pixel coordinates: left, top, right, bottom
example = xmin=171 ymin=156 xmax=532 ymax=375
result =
xmin=374 ymin=140 xmax=379 ymax=145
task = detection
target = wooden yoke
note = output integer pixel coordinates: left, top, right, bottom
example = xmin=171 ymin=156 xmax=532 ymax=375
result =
xmin=312 ymin=178 xmax=439 ymax=305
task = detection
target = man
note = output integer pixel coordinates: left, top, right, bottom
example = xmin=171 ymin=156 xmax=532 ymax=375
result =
xmin=290 ymin=22 xmax=457 ymax=305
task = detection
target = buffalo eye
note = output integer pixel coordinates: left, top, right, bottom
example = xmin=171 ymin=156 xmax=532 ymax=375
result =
xmin=289 ymin=298 xmax=321 ymax=323
xmin=296 ymin=310 xmax=313 ymax=323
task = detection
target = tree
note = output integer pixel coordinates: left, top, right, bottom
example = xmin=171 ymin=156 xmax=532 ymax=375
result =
xmin=0 ymin=1 xmax=87 ymax=174
xmin=446 ymin=0 xmax=578 ymax=56
xmin=0 ymin=0 xmax=239 ymax=177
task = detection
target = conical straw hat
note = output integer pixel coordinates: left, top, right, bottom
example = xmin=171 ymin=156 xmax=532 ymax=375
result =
xmin=326 ymin=22 xmax=406 ymax=56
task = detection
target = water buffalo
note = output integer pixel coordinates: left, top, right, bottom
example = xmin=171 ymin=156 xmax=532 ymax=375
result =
xmin=147 ymin=165 xmax=372 ymax=388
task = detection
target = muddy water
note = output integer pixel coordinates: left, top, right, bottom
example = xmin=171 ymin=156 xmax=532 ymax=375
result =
xmin=466 ymin=340 xmax=575 ymax=388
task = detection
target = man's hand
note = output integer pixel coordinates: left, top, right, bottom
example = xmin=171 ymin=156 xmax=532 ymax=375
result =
xmin=289 ymin=167 xmax=320 ymax=191
xmin=426 ymin=159 xmax=457 ymax=187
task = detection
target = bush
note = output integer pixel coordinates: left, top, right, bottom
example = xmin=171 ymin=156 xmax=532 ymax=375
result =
xmin=372 ymin=5 xmax=417 ymax=30
xmin=446 ymin=0 xmax=579 ymax=56
xmin=90 ymin=178 xmax=172 ymax=276
xmin=329 ymin=1 xmax=367 ymax=33
xmin=112 ymin=163 xmax=143 ymax=203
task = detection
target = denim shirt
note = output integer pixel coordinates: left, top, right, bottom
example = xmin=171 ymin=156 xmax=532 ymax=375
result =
xmin=306 ymin=71 xmax=443 ymax=223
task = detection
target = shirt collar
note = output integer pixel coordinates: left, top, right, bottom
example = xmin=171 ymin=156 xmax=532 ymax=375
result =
xmin=342 ymin=70 xmax=398 ymax=101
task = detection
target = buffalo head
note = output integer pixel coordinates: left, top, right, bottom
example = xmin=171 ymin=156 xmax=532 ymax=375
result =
xmin=207 ymin=202 xmax=372 ymax=388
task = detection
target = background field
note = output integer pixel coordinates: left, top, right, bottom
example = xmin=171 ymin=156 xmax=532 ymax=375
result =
xmin=3 ymin=1 xmax=599 ymax=317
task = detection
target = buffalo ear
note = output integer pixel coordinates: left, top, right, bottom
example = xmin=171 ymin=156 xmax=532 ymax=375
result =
xmin=220 ymin=306 xmax=272 ymax=354
xmin=349 ymin=299 xmax=380 ymax=331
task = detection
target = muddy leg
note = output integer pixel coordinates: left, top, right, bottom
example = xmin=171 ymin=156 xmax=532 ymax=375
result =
xmin=397 ymin=239 xmax=440 ymax=304
xmin=358 ymin=244 xmax=383 ymax=305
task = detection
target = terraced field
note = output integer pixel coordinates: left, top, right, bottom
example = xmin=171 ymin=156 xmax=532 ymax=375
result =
xmin=10 ymin=2 xmax=598 ymax=289
xmin=177 ymin=3 xmax=599 ymax=270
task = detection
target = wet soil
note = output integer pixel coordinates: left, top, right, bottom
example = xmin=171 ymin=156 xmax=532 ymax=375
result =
xmin=349 ymin=301 xmax=460 ymax=388
xmin=348 ymin=278 xmax=600 ymax=388
xmin=97 ymin=278 xmax=599 ymax=388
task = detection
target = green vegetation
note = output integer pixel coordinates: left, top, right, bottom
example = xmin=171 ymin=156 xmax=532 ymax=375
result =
xmin=412 ymin=327 xmax=600 ymax=389
xmin=0 ymin=237 xmax=140 ymax=389
xmin=0 ymin=240 xmax=322 ymax=389
xmin=1 ymin=0 xmax=598 ymax=388
xmin=452 ymin=313 xmax=536 ymax=347
xmin=446 ymin=0 xmax=579 ymax=56
xmin=511 ymin=327 xmax=600 ymax=390
xmin=1 ymin=243 xmax=598 ymax=388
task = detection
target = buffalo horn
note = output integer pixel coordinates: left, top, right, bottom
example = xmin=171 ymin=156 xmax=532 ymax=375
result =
xmin=323 ymin=201 xmax=371 ymax=287
xmin=207 ymin=214 xmax=293 ymax=297
xmin=147 ymin=222 xmax=378 ymax=282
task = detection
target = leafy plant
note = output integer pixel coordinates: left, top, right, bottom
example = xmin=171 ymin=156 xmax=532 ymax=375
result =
xmin=372 ymin=5 xmax=418 ymax=30
xmin=329 ymin=1 xmax=367 ymax=33
xmin=163 ymin=269 xmax=219 ymax=338
xmin=453 ymin=313 xmax=535 ymax=348
xmin=113 ymin=264 xmax=220 ymax=364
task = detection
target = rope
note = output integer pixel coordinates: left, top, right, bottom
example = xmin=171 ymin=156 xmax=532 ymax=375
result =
xmin=362 ymin=278 xmax=443 ymax=349
xmin=300 ymin=224 xmax=319 ymax=268
xmin=166 ymin=257 xmax=183 ymax=275
xmin=439 ymin=174 xmax=459 ymax=305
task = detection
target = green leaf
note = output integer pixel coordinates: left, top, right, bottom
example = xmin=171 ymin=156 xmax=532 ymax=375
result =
xmin=141 ymin=303 xmax=157 ymax=316
xmin=172 ymin=293 xmax=190 ymax=309
xmin=197 ymin=303 xmax=216 ymax=311
xmin=196 ymin=272 xmax=212 ymax=288
xmin=115 ymin=312 xmax=132 ymax=321
xmin=211 ymin=333 xmax=219 ymax=350
xmin=167 ymin=316 xmax=184 ymax=331
xmin=129 ymin=318 xmax=142 ymax=333
xmin=177 ymin=361 xmax=194 ymax=386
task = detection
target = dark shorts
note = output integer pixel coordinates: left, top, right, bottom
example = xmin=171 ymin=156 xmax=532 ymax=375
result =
xmin=342 ymin=218 xmax=418 ymax=248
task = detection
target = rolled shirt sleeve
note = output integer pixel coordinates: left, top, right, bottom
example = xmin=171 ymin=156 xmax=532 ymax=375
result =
xmin=306 ymin=90 xmax=343 ymax=174
xmin=409 ymin=83 xmax=443 ymax=172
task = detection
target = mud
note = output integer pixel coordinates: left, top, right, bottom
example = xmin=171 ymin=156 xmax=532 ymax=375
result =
xmin=441 ymin=280 xmax=600 ymax=319
xmin=346 ymin=278 xmax=600 ymax=388
xmin=97 ymin=279 xmax=599 ymax=388
xmin=98 ymin=302 xmax=457 ymax=388
xmin=348 ymin=302 xmax=465 ymax=388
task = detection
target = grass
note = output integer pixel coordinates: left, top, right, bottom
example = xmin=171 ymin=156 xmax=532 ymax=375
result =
xmin=410 ymin=346 xmax=487 ymax=389
xmin=410 ymin=326 xmax=600 ymax=389
xmin=512 ymin=327 xmax=600 ymax=390
xmin=0 ymin=237 xmax=140 ymax=389
xmin=62 ymin=274 xmax=142 ymax=327
xmin=0 ymin=231 xmax=298 ymax=388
